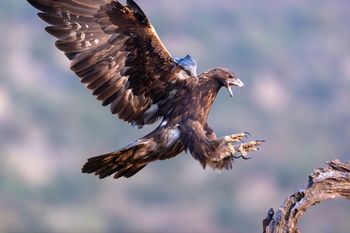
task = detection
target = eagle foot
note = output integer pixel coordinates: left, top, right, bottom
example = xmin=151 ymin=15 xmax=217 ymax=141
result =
xmin=224 ymin=132 xmax=250 ymax=143
xmin=226 ymin=138 xmax=265 ymax=160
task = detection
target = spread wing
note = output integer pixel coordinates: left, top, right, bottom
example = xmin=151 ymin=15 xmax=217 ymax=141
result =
xmin=28 ymin=0 xmax=189 ymax=127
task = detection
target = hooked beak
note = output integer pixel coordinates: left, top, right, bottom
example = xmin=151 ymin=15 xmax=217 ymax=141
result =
xmin=226 ymin=78 xmax=244 ymax=97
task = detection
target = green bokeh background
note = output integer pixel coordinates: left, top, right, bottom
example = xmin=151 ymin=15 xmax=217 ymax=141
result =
xmin=0 ymin=0 xmax=349 ymax=232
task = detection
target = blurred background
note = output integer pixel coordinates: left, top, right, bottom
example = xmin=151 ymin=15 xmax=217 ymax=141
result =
xmin=1 ymin=0 xmax=349 ymax=232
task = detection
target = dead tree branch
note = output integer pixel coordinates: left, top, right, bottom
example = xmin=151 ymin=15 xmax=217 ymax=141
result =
xmin=263 ymin=160 xmax=350 ymax=233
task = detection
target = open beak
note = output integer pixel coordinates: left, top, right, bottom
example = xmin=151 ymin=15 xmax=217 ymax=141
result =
xmin=227 ymin=78 xmax=244 ymax=97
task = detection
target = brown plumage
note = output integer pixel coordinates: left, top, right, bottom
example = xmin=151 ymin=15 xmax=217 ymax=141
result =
xmin=28 ymin=0 xmax=263 ymax=179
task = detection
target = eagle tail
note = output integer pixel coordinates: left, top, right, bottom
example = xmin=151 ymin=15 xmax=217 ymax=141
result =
xmin=81 ymin=144 xmax=147 ymax=179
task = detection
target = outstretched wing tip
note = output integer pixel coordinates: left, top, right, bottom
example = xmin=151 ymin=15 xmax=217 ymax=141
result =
xmin=27 ymin=0 xmax=48 ymax=13
xmin=126 ymin=0 xmax=143 ymax=11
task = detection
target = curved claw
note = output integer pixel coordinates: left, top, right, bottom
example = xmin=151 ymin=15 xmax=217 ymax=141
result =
xmin=226 ymin=137 xmax=264 ymax=161
xmin=232 ymin=154 xmax=242 ymax=159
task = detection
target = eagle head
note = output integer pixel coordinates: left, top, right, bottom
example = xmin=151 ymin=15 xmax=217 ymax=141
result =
xmin=210 ymin=68 xmax=244 ymax=97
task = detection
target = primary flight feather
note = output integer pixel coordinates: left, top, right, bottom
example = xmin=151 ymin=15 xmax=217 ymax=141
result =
xmin=28 ymin=0 xmax=264 ymax=179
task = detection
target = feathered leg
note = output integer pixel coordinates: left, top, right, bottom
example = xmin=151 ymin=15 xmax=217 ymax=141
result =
xmin=181 ymin=120 xmax=264 ymax=170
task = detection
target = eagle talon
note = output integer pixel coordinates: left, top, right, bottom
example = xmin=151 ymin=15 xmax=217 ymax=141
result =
xmin=228 ymin=139 xmax=265 ymax=160
xmin=226 ymin=142 xmax=236 ymax=156
xmin=225 ymin=140 xmax=243 ymax=159
xmin=225 ymin=132 xmax=251 ymax=143
xmin=232 ymin=154 xmax=242 ymax=159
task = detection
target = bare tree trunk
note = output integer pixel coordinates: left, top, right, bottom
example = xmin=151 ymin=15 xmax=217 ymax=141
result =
xmin=263 ymin=160 xmax=350 ymax=233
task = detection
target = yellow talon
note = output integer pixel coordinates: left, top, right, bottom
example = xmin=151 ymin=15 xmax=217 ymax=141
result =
xmin=238 ymin=144 xmax=248 ymax=157
xmin=224 ymin=133 xmax=264 ymax=160
xmin=227 ymin=142 xmax=236 ymax=155
xmin=225 ymin=132 xmax=250 ymax=143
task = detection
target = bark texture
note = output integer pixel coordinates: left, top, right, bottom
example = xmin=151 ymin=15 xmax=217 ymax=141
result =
xmin=263 ymin=160 xmax=350 ymax=233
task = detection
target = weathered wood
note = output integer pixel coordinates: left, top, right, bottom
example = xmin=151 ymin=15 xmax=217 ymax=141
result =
xmin=263 ymin=160 xmax=350 ymax=233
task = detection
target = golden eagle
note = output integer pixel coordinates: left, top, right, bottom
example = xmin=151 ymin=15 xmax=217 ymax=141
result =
xmin=28 ymin=0 xmax=264 ymax=179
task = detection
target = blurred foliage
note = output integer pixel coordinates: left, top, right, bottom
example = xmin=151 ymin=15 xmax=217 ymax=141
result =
xmin=0 ymin=0 xmax=349 ymax=232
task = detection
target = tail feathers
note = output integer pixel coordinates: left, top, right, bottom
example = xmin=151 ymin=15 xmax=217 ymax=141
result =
xmin=81 ymin=145 xmax=147 ymax=179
